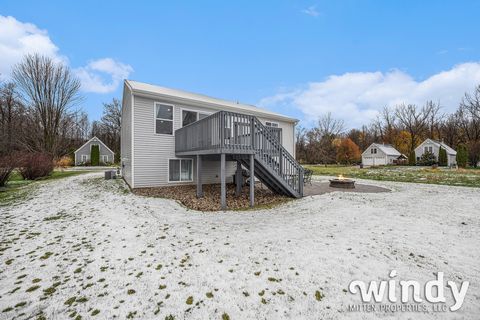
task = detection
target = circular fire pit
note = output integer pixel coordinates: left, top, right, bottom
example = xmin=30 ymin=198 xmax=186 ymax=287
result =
xmin=329 ymin=175 xmax=355 ymax=189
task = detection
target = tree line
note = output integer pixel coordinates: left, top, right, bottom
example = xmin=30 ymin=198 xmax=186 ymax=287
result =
xmin=296 ymin=85 xmax=480 ymax=167
xmin=0 ymin=54 xmax=121 ymax=163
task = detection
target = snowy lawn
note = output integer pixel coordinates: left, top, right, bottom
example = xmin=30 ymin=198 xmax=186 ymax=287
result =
xmin=0 ymin=172 xmax=479 ymax=319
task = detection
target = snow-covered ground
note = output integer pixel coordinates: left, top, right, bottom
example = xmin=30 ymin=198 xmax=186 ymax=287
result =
xmin=1 ymin=173 xmax=479 ymax=319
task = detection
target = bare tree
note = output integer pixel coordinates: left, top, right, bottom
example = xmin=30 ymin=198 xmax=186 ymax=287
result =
xmin=457 ymin=85 xmax=480 ymax=166
xmin=395 ymin=103 xmax=433 ymax=155
xmin=0 ymin=82 xmax=25 ymax=154
xmin=12 ymin=54 xmax=82 ymax=156
xmin=89 ymin=98 xmax=121 ymax=162
xmin=316 ymin=112 xmax=345 ymax=138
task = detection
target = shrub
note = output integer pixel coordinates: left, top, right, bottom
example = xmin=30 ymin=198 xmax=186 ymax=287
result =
xmin=0 ymin=154 xmax=17 ymax=187
xmin=91 ymin=145 xmax=100 ymax=166
xmin=418 ymin=151 xmax=437 ymax=166
xmin=438 ymin=147 xmax=448 ymax=166
xmin=55 ymin=155 xmax=74 ymax=168
xmin=457 ymin=144 xmax=468 ymax=168
xmin=18 ymin=152 xmax=54 ymax=180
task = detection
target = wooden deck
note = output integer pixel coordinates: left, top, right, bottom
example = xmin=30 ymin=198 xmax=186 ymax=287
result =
xmin=174 ymin=111 xmax=303 ymax=209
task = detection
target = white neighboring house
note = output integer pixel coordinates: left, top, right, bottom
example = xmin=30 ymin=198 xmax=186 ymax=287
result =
xmin=414 ymin=139 xmax=457 ymax=166
xmin=74 ymin=136 xmax=115 ymax=165
xmin=362 ymin=143 xmax=402 ymax=166
xmin=120 ymin=80 xmax=303 ymax=208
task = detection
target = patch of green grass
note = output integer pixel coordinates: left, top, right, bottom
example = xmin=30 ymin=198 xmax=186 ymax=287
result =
xmin=206 ymin=292 xmax=213 ymax=298
xmin=14 ymin=301 xmax=27 ymax=308
xmin=185 ymin=296 xmax=193 ymax=305
xmin=26 ymin=285 xmax=40 ymax=292
xmin=77 ymin=297 xmax=88 ymax=303
xmin=2 ymin=307 xmax=13 ymax=313
xmin=315 ymin=290 xmax=325 ymax=301
xmin=127 ymin=289 xmax=136 ymax=295
xmin=222 ymin=313 xmax=230 ymax=320
xmin=0 ymin=170 xmax=91 ymax=206
xmin=43 ymin=286 xmax=56 ymax=295
xmin=305 ymin=165 xmax=480 ymax=188
xmin=91 ymin=309 xmax=100 ymax=316
xmin=64 ymin=297 xmax=76 ymax=306
xmin=5 ymin=259 xmax=14 ymax=265
xmin=40 ymin=252 xmax=54 ymax=259
xmin=32 ymin=278 xmax=42 ymax=283
xmin=164 ymin=315 xmax=175 ymax=320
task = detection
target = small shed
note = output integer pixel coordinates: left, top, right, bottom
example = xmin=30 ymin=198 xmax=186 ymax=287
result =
xmin=362 ymin=143 xmax=401 ymax=166
xmin=74 ymin=136 xmax=115 ymax=166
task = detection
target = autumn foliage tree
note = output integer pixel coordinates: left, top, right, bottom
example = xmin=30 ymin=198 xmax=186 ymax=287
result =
xmin=336 ymin=138 xmax=361 ymax=164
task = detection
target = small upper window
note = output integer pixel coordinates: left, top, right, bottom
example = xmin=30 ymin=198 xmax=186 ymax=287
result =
xmin=265 ymin=121 xmax=279 ymax=128
xmin=182 ymin=110 xmax=210 ymax=127
xmin=155 ymin=103 xmax=174 ymax=135
xmin=371 ymin=148 xmax=377 ymax=154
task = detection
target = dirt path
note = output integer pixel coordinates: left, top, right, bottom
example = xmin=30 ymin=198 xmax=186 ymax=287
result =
xmin=0 ymin=173 xmax=479 ymax=319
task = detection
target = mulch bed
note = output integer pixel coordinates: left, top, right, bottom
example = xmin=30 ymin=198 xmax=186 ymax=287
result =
xmin=133 ymin=183 xmax=291 ymax=211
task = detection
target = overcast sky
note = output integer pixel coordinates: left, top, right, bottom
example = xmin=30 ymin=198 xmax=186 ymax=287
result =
xmin=1 ymin=1 xmax=480 ymax=128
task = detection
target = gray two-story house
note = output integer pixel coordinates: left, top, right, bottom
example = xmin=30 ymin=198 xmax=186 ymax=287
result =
xmin=121 ymin=80 xmax=303 ymax=209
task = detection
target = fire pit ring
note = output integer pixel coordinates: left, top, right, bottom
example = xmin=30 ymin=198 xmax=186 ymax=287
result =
xmin=329 ymin=175 xmax=355 ymax=189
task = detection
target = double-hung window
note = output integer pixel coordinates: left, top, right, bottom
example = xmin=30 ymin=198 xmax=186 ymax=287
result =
xmin=155 ymin=103 xmax=174 ymax=135
xmin=371 ymin=148 xmax=377 ymax=154
xmin=182 ymin=110 xmax=210 ymax=127
xmin=169 ymin=159 xmax=193 ymax=182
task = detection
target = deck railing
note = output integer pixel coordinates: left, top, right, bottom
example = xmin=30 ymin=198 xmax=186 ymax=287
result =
xmin=175 ymin=111 xmax=303 ymax=195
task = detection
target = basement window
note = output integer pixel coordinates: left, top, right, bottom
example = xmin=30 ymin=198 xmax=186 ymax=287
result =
xmin=169 ymin=159 xmax=193 ymax=182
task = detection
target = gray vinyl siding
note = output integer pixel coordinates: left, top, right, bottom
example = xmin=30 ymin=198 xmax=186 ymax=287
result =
xmin=132 ymin=95 xmax=237 ymax=188
xmin=129 ymin=93 xmax=296 ymax=188
xmin=415 ymin=140 xmax=457 ymax=166
xmin=121 ymin=84 xmax=133 ymax=187
xmin=75 ymin=137 xmax=114 ymax=165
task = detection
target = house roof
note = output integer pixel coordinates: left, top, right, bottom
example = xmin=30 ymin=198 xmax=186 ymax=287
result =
xmin=362 ymin=143 xmax=401 ymax=156
xmin=74 ymin=136 xmax=115 ymax=155
xmin=416 ymin=139 xmax=457 ymax=155
xmin=125 ymin=80 xmax=299 ymax=123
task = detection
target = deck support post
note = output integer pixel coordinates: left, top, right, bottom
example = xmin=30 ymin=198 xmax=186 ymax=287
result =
xmin=196 ymin=155 xmax=203 ymax=198
xmin=220 ymin=153 xmax=226 ymax=210
xmin=249 ymin=154 xmax=255 ymax=207
xmin=235 ymin=161 xmax=242 ymax=196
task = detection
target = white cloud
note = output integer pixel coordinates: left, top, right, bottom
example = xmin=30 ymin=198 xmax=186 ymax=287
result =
xmin=259 ymin=63 xmax=480 ymax=128
xmin=0 ymin=15 xmax=132 ymax=93
xmin=302 ymin=5 xmax=320 ymax=17
xmin=74 ymin=58 xmax=133 ymax=94
xmin=0 ymin=15 xmax=65 ymax=77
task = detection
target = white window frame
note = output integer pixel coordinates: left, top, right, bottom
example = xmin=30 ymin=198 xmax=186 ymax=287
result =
xmin=180 ymin=108 xmax=212 ymax=127
xmin=101 ymin=155 xmax=109 ymax=163
xmin=371 ymin=148 xmax=377 ymax=154
xmin=81 ymin=155 xmax=88 ymax=162
xmin=168 ymin=158 xmax=193 ymax=183
xmin=154 ymin=102 xmax=175 ymax=136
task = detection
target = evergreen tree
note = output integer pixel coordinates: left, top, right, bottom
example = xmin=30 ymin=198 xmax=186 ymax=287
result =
xmin=91 ymin=145 xmax=100 ymax=166
xmin=438 ymin=147 xmax=448 ymax=166
xmin=456 ymin=144 xmax=468 ymax=168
